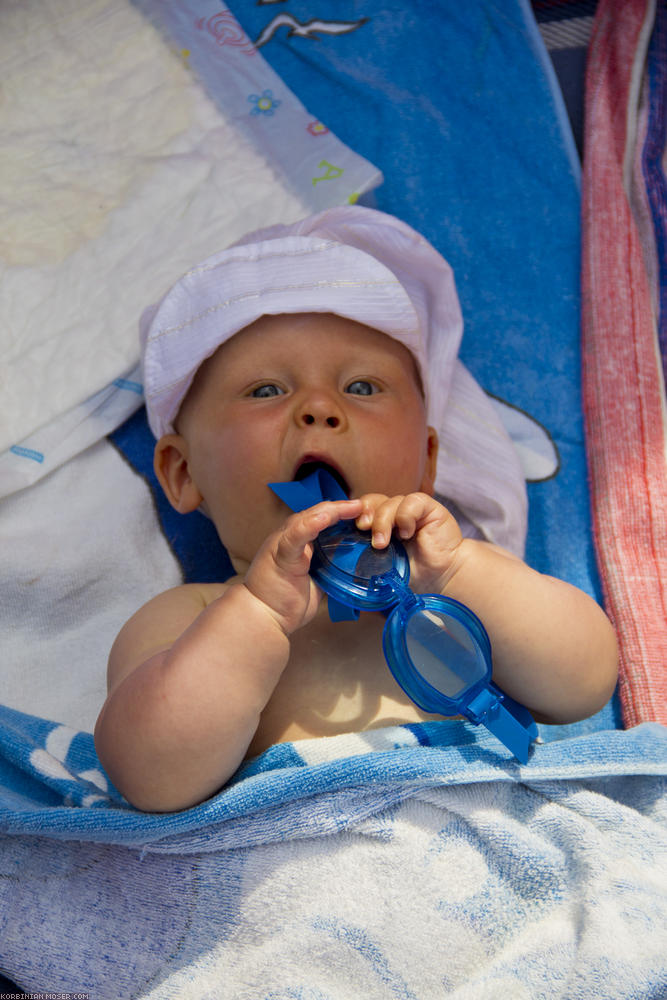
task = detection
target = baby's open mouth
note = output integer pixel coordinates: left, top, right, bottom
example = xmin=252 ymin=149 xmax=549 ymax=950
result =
xmin=294 ymin=460 xmax=350 ymax=497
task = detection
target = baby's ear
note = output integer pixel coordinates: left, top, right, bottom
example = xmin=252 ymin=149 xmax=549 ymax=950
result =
xmin=153 ymin=434 xmax=203 ymax=514
xmin=420 ymin=426 xmax=439 ymax=496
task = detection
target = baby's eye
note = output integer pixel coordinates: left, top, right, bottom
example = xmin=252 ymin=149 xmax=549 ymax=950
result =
xmin=250 ymin=383 xmax=285 ymax=398
xmin=345 ymin=380 xmax=377 ymax=396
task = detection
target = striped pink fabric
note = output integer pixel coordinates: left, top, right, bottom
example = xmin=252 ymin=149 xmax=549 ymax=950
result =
xmin=582 ymin=0 xmax=667 ymax=726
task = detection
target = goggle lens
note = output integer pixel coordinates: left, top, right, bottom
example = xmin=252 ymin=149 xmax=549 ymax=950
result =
xmin=404 ymin=606 xmax=487 ymax=700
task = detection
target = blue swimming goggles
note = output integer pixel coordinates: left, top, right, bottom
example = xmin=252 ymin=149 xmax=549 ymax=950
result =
xmin=270 ymin=468 xmax=537 ymax=764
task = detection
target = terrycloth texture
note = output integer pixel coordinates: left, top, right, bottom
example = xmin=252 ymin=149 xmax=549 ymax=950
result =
xmin=0 ymin=713 xmax=665 ymax=997
xmin=581 ymin=0 xmax=667 ymax=726
xmin=141 ymin=206 xmax=528 ymax=554
xmin=0 ymin=439 xmax=188 ymax=734
xmin=0 ymin=0 xmax=380 ymax=496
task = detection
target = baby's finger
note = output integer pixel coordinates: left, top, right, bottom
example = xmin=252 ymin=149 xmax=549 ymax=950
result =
xmin=357 ymin=493 xmax=443 ymax=549
xmin=361 ymin=495 xmax=406 ymax=549
xmin=355 ymin=494 xmax=389 ymax=531
xmin=275 ymin=499 xmax=362 ymax=568
xmin=393 ymin=493 xmax=434 ymax=539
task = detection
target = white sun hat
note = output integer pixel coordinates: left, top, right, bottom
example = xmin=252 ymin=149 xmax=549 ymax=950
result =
xmin=141 ymin=205 xmax=527 ymax=554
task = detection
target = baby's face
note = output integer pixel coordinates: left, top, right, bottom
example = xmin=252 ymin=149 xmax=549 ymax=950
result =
xmin=171 ymin=312 xmax=437 ymax=568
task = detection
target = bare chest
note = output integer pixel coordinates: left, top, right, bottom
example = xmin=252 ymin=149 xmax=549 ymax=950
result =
xmin=246 ymin=602 xmax=441 ymax=756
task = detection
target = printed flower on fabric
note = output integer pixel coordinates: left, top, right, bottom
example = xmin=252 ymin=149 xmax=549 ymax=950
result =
xmin=248 ymin=89 xmax=281 ymax=117
xmin=307 ymin=120 xmax=329 ymax=136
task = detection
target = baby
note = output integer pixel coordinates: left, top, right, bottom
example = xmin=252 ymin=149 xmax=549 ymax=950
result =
xmin=94 ymin=207 xmax=618 ymax=812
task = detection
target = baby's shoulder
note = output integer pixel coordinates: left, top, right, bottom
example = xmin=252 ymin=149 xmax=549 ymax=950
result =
xmin=172 ymin=580 xmax=234 ymax=608
xmin=107 ymin=579 xmax=235 ymax=692
xmin=131 ymin=579 xmax=232 ymax=621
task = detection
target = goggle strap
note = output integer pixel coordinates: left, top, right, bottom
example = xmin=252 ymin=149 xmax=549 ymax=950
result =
xmin=328 ymin=598 xmax=361 ymax=622
xmin=466 ymin=688 xmax=537 ymax=764
xmin=269 ymin=479 xmax=322 ymax=513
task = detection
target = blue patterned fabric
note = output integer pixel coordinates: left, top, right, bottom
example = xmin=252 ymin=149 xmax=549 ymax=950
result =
xmin=0 ymin=702 xmax=663 ymax=849
xmin=1 ymin=705 xmax=665 ymax=996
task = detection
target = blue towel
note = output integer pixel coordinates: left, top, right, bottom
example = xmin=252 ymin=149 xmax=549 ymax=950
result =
xmin=0 ymin=700 xmax=663 ymax=848
xmin=1 ymin=703 xmax=666 ymax=997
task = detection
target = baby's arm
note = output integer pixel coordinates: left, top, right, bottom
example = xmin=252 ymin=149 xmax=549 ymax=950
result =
xmin=94 ymin=498 xmax=362 ymax=812
xmin=357 ymin=493 xmax=619 ymax=724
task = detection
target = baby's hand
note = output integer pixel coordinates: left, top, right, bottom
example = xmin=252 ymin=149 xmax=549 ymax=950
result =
xmin=356 ymin=493 xmax=463 ymax=593
xmin=243 ymin=498 xmax=363 ymax=635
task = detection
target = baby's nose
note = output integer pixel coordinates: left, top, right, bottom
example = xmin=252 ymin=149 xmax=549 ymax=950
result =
xmin=295 ymin=391 xmax=345 ymax=429
xmin=299 ymin=411 xmax=340 ymax=428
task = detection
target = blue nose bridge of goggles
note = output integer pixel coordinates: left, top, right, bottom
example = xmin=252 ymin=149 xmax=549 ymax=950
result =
xmin=269 ymin=468 xmax=537 ymax=764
